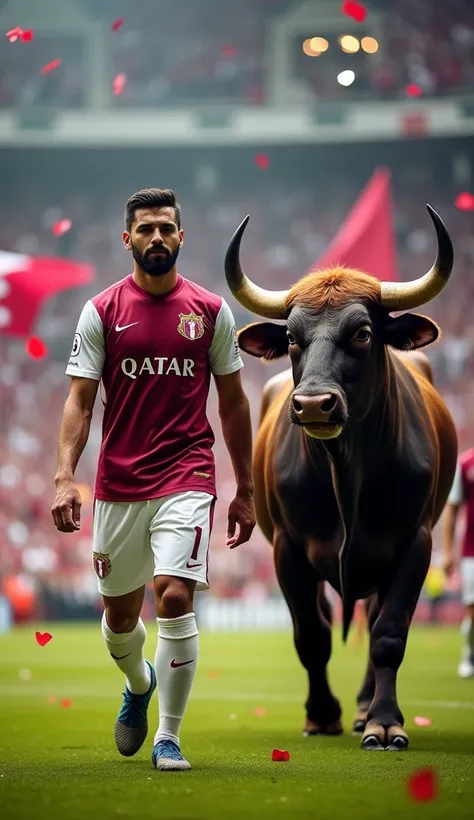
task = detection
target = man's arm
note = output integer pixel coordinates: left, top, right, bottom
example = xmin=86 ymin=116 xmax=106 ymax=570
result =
xmin=442 ymin=461 xmax=463 ymax=577
xmin=214 ymin=370 xmax=256 ymax=548
xmin=52 ymin=377 xmax=99 ymax=532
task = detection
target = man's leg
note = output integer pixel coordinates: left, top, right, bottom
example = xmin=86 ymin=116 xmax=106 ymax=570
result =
xmin=151 ymin=576 xmax=197 ymax=771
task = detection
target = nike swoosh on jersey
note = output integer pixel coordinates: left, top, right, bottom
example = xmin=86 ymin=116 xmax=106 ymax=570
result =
xmin=115 ymin=321 xmax=140 ymax=332
xmin=170 ymin=658 xmax=195 ymax=668
xmin=186 ymin=561 xmax=203 ymax=569
xmin=110 ymin=652 xmax=132 ymax=660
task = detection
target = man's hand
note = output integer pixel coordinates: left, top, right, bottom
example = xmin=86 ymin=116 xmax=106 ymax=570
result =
xmin=51 ymin=479 xmax=82 ymax=532
xmin=226 ymin=491 xmax=256 ymax=549
xmin=442 ymin=553 xmax=455 ymax=578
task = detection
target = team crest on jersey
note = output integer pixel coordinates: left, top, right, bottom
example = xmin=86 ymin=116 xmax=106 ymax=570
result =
xmin=93 ymin=551 xmax=112 ymax=579
xmin=177 ymin=313 xmax=205 ymax=341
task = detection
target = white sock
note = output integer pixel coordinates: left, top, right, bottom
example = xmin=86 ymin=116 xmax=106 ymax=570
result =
xmin=153 ymin=612 xmax=199 ymax=746
xmin=461 ymin=615 xmax=474 ymax=661
xmin=101 ymin=612 xmax=151 ymax=695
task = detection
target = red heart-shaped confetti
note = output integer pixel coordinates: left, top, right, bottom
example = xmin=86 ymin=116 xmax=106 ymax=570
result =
xmin=111 ymin=18 xmax=125 ymax=32
xmin=35 ymin=631 xmax=53 ymax=647
xmin=113 ymin=73 xmax=127 ymax=96
xmin=254 ymin=153 xmax=270 ymax=170
xmin=413 ymin=715 xmax=432 ymax=727
xmin=26 ymin=337 xmax=48 ymax=360
xmin=271 ymin=749 xmax=290 ymax=761
xmin=455 ymin=192 xmax=474 ymax=211
xmin=406 ymin=83 xmax=422 ymax=97
xmin=20 ymin=29 xmax=33 ymax=42
xmin=6 ymin=26 xmax=22 ymax=43
xmin=52 ymin=218 xmax=71 ymax=237
xmin=61 ymin=698 xmax=72 ymax=709
xmin=407 ymin=768 xmax=437 ymax=802
xmin=342 ymin=1 xmax=367 ymax=23
xmin=41 ymin=59 xmax=61 ymax=74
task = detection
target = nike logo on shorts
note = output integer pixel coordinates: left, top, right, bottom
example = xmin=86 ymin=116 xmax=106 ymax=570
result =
xmin=186 ymin=561 xmax=202 ymax=569
xmin=170 ymin=658 xmax=195 ymax=668
xmin=115 ymin=321 xmax=140 ymax=332
xmin=110 ymin=652 xmax=132 ymax=660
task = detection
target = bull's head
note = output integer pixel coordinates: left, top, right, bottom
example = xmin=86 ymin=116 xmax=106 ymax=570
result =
xmin=225 ymin=205 xmax=453 ymax=440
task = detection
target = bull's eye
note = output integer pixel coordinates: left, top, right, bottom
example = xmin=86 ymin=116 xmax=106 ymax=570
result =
xmin=352 ymin=327 xmax=372 ymax=345
xmin=286 ymin=331 xmax=296 ymax=345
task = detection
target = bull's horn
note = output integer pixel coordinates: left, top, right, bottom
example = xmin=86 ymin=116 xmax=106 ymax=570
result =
xmin=380 ymin=205 xmax=454 ymax=311
xmin=224 ymin=215 xmax=289 ymax=319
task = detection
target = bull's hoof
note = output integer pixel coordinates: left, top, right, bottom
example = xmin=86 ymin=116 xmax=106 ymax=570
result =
xmin=303 ymin=718 xmax=343 ymax=737
xmin=361 ymin=721 xmax=409 ymax=751
xmin=352 ymin=718 xmax=367 ymax=735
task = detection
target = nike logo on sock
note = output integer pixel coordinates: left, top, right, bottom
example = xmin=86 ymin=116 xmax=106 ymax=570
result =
xmin=170 ymin=658 xmax=195 ymax=668
xmin=110 ymin=652 xmax=132 ymax=660
xmin=186 ymin=561 xmax=202 ymax=569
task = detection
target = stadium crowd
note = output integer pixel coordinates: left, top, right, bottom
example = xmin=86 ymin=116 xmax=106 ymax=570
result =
xmin=1 ymin=0 xmax=474 ymax=108
xmin=1 ymin=138 xmax=473 ymax=617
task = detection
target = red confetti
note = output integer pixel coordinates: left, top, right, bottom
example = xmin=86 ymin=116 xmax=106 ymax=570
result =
xmin=271 ymin=749 xmax=290 ymax=761
xmin=113 ymin=73 xmax=127 ymax=96
xmin=342 ymin=1 xmax=367 ymax=23
xmin=254 ymin=706 xmax=267 ymax=717
xmin=61 ymin=699 xmax=72 ymax=709
xmin=26 ymin=337 xmax=48 ymax=360
xmin=111 ymin=18 xmax=125 ymax=32
xmin=52 ymin=218 xmax=72 ymax=237
xmin=6 ymin=26 xmax=22 ymax=43
xmin=41 ymin=59 xmax=61 ymax=75
xmin=35 ymin=631 xmax=53 ymax=647
xmin=47 ymin=696 xmax=57 ymax=705
xmin=208 ymin=669 xmax=220 ymax=678
xmin=254 ymin=153 xmax=270 ymax=170
xmin=405 ymin=83 xmax=422 ymax=97
xmin=455 ymin=192 xmax=474 ymax=211
xmin=414 ymin=715 xmax=432 ymax=727
xmin=20 ymin=29 xmax=33 ymax=42
xmin=407 ymin=768 xmax=437 ymax=802
xmin=221 ymin=44 xmax=237 ymax=58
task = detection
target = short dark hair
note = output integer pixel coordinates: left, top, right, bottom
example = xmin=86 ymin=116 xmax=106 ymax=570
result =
xmin=124 ymin=188 xmax=182 ymax=232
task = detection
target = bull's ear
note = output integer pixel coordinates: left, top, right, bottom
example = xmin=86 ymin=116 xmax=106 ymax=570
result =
xmin=237 ymin=322 xmax=289 ymax=361
xmin=384 ymin=312 xmax=440 ymax=350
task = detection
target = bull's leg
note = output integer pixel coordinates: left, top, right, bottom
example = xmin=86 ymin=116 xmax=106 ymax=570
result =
xmin=361 ymin=525 xmax=432 ymax=751
xmin=353 ymin=594 xmax=379 ymax=734
xmin=274 ymin=530 xmax=342 ymax=736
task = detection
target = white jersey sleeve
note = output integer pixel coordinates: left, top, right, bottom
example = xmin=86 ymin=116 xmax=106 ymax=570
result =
xmin=209 ymin=298 xmax=244 ymax=376
xmin=447 ymin=461 xmax=464 ymax=506
xmin=65 ymin=300 xmax=105 ymax=381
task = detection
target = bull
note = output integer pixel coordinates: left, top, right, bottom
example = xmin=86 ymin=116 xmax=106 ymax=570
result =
xmin=224 ymin=205 xmax=457 ymax=750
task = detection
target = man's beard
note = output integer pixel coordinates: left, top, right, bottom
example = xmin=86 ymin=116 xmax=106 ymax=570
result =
xmin=131 ymin=242 xmax=180 ymax=276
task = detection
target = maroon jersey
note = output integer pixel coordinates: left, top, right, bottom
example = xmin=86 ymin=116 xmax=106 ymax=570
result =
xmin=66 ymin=274 xmax=243 ymax=501
xmin=448 ymin=447 xmax=474 ymax=558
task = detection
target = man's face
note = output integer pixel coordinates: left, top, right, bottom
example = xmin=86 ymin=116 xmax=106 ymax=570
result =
xmin=123 ymin=206 xmax=184 ymax=276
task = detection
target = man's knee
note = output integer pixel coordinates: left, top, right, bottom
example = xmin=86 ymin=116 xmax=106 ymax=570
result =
xmin=154 ymin=576 xmax=195 ymax=618
xmin=102 ymin=587 xmax=144 ymax=633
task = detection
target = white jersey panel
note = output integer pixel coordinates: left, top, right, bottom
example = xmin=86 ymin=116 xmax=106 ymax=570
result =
xmin=208 ymin=298 xmax=244 ymax=376
xmin=65 ymin=300 xmax=105 ymax=381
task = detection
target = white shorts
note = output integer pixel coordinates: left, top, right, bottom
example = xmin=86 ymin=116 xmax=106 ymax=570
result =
xmin=461 ymin=557 xmax=474 ymax=606
xmin=92 ymin=491 xmax=216 ymax=597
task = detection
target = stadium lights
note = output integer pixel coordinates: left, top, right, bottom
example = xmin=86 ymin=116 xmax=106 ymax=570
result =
xmin=337 ymin=70 xmax=356 ymax=86
xmin=339 ymin=34 xmax=360 ymax=53
xmin=361 ymin=36 xmax=379 ymax=54
xmin=302 ymin=37 xmax=329 ymax=57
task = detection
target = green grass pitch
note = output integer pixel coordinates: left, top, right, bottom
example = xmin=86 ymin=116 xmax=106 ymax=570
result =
xmin=1 ymin=623 xmax=473 ymax=819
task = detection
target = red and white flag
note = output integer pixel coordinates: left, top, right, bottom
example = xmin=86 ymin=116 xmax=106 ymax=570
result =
xmin=0 ymin=250 xmax=94 ymax=338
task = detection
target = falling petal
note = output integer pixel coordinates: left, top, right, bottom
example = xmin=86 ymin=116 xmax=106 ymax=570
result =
xmin=455 ymin=192 xmax=474 ymax=211
xmin=253 ymin=706 xmax=267 ymax=717
xmin=52 ymin=218 xmax=72 ymax=237
xmin=406 ymin=83 xmax=422 ymax=97
xmin=47 ymin=696 xmax=57 ymax=705
xmin=407 ymin=768 xmax=437 ymax=802
xmin=254 ymin=153 xmax=270 ymax=170
xmin=27 ymin=337 xmax=48 ymax=360
xmin=6 ymin=26 xmax=22 ymax=43
xmin=341 ymin=1 xmax=367 ymax=23
xmin=20 ymin=29 xmax=33 ymax=42
xmin=35 ymin=631 xmax=53 ymax=646
xmin=414 ymin=716 xmax=432 ymax=727
xmin=113 ymin=73 xmax=127 ymax=96
xmin=61 ymin=699 xmax=72 ymax=709
xmin=41 ymin=59 xmax=61 ymax=75
xmin=111 ymin=18 xmax=125 ymax=32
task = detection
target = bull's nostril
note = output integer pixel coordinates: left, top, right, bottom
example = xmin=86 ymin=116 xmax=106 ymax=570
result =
xmin=320 ymin=394 xmax=337 ymax=413
xmin=293 ymin=398 xmax=304 ymax=414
